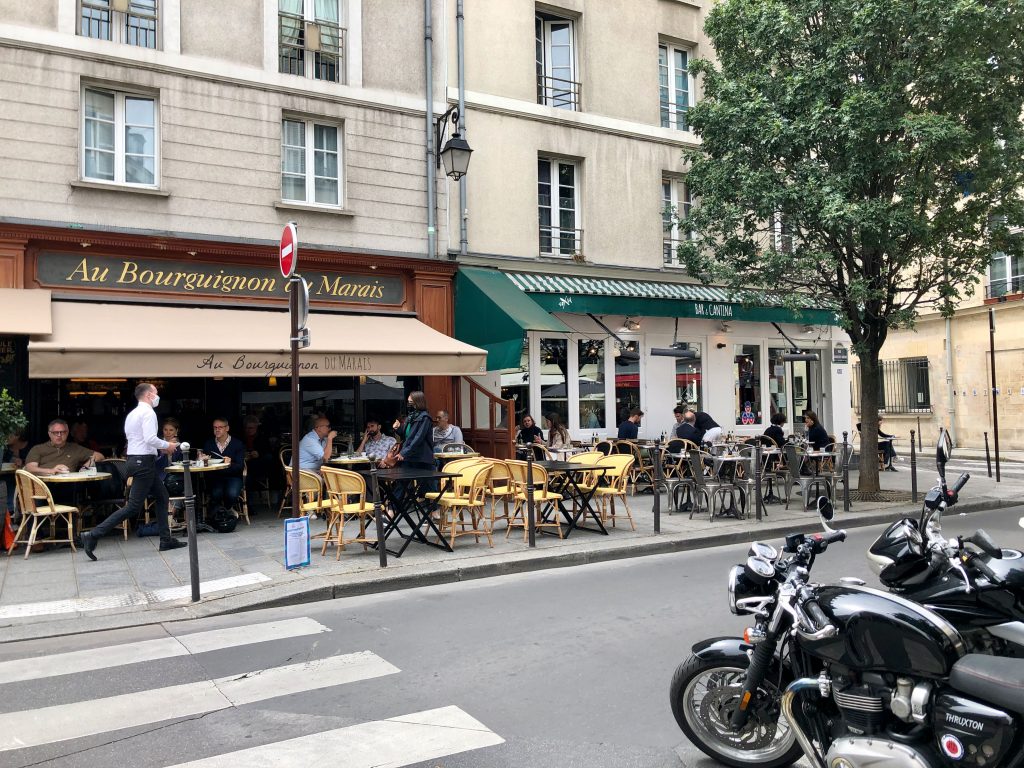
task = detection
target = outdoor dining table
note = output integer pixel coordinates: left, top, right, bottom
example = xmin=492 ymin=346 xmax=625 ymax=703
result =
xmin=362 ymin=467 xmax=460 ymax=557
xmin=39 ymin=470 xmax=114 ymax=533
xmin=534 ymin=460 xmax=613 ymax=536
xmin=711 ymin=454 xmax=747 ymax=519
xmin=164 ymin=461 xmax=230 ymax=527
xmin=329 ymin=455 xmax=375 ymax=467
xmin=434 ymin=451 xmax=480 ymax=464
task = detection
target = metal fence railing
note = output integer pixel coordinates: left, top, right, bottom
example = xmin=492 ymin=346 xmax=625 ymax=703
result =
xmin=852 ymin=357 xmax=932 ymax=414
xmin=537 ymin=75 xmax=581 ymax=110
xmin=987 ymin=275 xmax=1024 ymax=298
xmin=539 ymin=225 xmax=583 ymax=258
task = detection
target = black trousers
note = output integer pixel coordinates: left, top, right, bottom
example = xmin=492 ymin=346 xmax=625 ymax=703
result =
xmin=92 ymin=455 xmax=172 ymax=542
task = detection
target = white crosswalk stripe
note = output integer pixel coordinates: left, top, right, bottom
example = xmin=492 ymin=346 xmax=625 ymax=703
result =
xmin=0 ymin=617 xmax=504 ymax=766
xmin=0 ymin=651 xmax=399 ymax=752
xmin=0 ymin=617 xmax=330 ymax=684
xmin=166 ymin=705 xmax=504 ymax=768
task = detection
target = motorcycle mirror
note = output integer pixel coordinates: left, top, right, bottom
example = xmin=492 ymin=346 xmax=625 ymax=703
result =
xmin=936 ymin=428 xmax=952 ymax=475
xmin=817 ymin=496 xmax=835 ymax=530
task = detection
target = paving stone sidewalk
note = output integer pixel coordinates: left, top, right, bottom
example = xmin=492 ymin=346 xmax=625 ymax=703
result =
xmin=1 ymin=459 xmax=1021 ymax=642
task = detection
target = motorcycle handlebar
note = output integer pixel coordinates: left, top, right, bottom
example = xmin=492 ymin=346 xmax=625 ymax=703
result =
xmin=970 ymin=554 xmax=1002 ymax=585
xmin=952 ymin=472 xmax=970 ymax=494
xmin=804 ymin=599 xmax=829 ymax=630
xmin=810 ymin=529 xmax=847 ymax=550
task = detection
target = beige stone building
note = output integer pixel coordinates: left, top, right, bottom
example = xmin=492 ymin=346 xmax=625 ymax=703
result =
xmin=863 ymin=244 xmax=1024 ymax=451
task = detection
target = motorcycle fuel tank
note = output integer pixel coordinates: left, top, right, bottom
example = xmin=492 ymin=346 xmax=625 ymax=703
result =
xmin=802 ymin=585 xmax=965 ymax=678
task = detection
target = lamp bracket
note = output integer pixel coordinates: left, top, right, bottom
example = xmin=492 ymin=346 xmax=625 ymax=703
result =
xmin=435 ymin=104 xmax=460 ymax=169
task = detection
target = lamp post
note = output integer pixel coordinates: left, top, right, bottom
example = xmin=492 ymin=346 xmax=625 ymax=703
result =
xmin=435 ymin=105 xmax=473 ymax=181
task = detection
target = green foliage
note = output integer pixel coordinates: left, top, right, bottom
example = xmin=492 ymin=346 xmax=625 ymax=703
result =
xmin=0 ymin=389 xmax=27 ymax=445
xmin=678 ymin=0 xmax=1024 ymax=354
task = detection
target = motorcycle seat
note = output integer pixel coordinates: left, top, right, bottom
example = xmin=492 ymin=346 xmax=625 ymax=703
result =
xmin=950 ymin=654 xmax=1024 ymax=714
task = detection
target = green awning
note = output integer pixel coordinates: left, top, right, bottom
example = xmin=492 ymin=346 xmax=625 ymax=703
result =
xmin=454 ymin=267 xmax=572 ymax=371
xmin=505 ymin=273 xmax=838 ymax=326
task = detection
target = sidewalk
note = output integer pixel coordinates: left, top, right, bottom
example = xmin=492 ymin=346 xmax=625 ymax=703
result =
xmin=2 ymin=460 xmax=1021 ymax=642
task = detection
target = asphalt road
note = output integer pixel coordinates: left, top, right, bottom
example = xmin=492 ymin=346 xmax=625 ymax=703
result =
xmin=2 ymin=505 xmax=1022 ymax=768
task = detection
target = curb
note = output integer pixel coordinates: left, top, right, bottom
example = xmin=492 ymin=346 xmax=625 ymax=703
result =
xmin=4 ymin=495 xmax=1018 ymax=642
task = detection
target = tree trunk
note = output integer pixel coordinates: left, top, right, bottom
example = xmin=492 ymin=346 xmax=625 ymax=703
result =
xmin=857 ymin=352 xmax=882 ymax=493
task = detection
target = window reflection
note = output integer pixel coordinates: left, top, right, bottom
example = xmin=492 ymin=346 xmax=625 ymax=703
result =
xmin=734 ymin=344 xmax=761 ymax=425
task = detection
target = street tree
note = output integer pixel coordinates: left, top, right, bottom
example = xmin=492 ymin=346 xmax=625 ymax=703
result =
xmin=677 ymin=0 xmax=1024 ymax=492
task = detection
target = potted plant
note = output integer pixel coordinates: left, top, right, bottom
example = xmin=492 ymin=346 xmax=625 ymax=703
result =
xmin=0 ymin=388 xmax=27 ymax=452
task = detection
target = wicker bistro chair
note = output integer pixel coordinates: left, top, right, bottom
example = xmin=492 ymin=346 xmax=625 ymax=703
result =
xmin=228 ymin=460 xmax=252 ymax=526
xmin=505 ymin=460 xmax=564 ymax=541
xmin=320 ymin=467 xmax=375 ymax=557
xmin=433 ymin=462 xmax=494 ymax=548
xmin=594 ymin=440 xmax=613 ymax=456
xmin=283 ymin=467 xmax=337 ymax=522
xmin=8 ymin=470 xmax=81 ymax=558
xmin=277 ymin=448 xmax=293 ymax=517
xmin=591 ymin=453 xmax=636 ymax=530
xmin=482 ymin=459 xmax=514 ymax=531
xmin=783 ymin=443 xmax=833 ymax=510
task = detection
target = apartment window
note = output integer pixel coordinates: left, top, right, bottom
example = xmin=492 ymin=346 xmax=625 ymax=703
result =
xmin=734 ymin=344 xmax=762 ymax=425
xmin=82 ymin=87 xmax=158 ymax=186
xmin=771 ymin=212 xmax=794 ymax=253
xmin=852 ymin=358 xmax=932 ymax=413
xmin=536 ymin=12 xmax=580 ymax=110
xmin=987 ymin=251 xmax=1024 ymax=298
xmin=662 ymin=177 xmax=692 ymax=267
xmin=659 ymin=43 xmax=692 ymax=130
xmin=538 ymin=157 xmax=581 ymax=256
xmin=279 ymin=0 xmax=345 ymax=84
xmin=282 ymin=119 xmax=341 ymax=206
xmin=80 ymin=0 xmax=158 ymax=48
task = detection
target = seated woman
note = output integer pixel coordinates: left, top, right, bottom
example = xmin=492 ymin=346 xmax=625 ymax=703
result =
xmin=763 ymin=412 xmax=786 ymax=447
xmin=515 ymin=415 xmax=543 ymax=446
xmin=157 ymin=418 xmax=185 ymax=515
xmin=546 ymin=412 xmax=571 ymax=450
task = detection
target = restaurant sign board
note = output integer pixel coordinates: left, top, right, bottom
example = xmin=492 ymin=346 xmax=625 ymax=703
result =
xmin=36 ymin=251 xmax=404 ymax=306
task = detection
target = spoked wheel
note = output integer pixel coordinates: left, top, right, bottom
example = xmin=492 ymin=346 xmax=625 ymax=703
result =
xmin=670 ymin=655 xmax=802 ymax=768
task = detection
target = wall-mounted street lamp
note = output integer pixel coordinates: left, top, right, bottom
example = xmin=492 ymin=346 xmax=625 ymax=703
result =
xmin=436 ymin=105 xmax=473 ymax=181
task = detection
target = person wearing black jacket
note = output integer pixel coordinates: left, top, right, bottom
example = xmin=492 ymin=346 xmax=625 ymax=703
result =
xmin=394 ymin=391 xmax=434 ymax=469
xmin=803 ymin=411 xmax=830 ymax=450
xmin=685 ymin=409 xmax=723 ymax=444
xmin=676 ymin=412 xmax=702 ymax=445
xmin=764 ymin=412 xmax=787 ymax=447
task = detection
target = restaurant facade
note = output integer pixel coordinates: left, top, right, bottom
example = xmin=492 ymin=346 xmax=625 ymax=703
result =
xmin=0 ymin=224 xmax=484 ymax=453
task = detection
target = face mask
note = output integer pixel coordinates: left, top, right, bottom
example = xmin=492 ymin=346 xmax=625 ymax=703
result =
xmin=152 ymin=395 xmax=160 ymax=408
xmin=407 ymin=402 xmax=415 ymax=411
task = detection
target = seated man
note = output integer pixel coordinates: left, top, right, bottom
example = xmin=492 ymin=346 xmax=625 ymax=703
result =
xmin=357 ymin=418 xmax=396 ymax=462
xmin=200 ymin=418 xmax=246 ymax=509
xmin=676 ymin=411 xmax=702 ymax=445
xmin=431 ymin=410 xmax=464 ymax=447
xmin=617 ymin=408 xmax=643 ymax=439
xmin=299 ymin=416 xmax=337 ymax=473
xmin=856 ymin=418 xmax=898 ymax=471
xmin=669 ymin=406 xmax=686 ymax=439
xmin=25 ymin=419 xmax=104 ymax=477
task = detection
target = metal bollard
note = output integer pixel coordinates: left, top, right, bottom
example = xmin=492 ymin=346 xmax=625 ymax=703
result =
xmin=180 ymin=444 xmax=200 ymax=602
xmin=754 ymin=441 xmax=763 ymax=521
xmin=526 ymin=447 xmax=536 ymax=547
xmin=371 ymin=468 xmax=387 ymax=568
xmin=916 ymin=418 xmax=922 ymax=450
xmin=842 ymin=431 xmax=851 ymax=513
xmin=984 ymin=432 xmax=992 ymax=478
xmin=653 ymin=438 xmax=662 ymax=533
xmin=910 ymin=429 xmax=918 ymax=503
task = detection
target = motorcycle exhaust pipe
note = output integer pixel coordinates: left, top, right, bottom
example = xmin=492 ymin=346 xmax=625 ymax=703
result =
xmin=781 ymin=678 xmax=826 ymax=768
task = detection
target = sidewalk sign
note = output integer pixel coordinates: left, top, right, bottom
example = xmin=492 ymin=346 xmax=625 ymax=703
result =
xmin=284 ymin=516 xmax=311 ymax=570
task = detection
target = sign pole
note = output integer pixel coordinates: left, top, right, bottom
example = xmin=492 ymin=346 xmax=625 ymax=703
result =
xmin=280 ymin=222 xmax=304 ymax=518
xmin=180 ymin=442 xmax=200 ymax=602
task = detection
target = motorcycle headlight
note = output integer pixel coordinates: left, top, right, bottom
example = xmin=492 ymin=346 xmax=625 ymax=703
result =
xmin=727 ymin=564 xmax=743 ymax=614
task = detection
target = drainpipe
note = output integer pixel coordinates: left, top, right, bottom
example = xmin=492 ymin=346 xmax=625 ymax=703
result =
xmin=424 ymin=0 xmax=437 ymax=258
xmin=946 ymin=316 xmax=956 ymax=445
xmin=457 ymin=0 xmax=468 ymax=257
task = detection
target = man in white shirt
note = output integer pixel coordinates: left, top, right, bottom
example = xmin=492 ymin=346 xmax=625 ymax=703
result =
xmin=81 ymin=382 xmax=186 ymax=560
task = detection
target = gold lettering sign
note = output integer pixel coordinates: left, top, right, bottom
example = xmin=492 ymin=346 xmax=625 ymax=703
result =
xmin=38 ymin=252 xmax=404 ymax=305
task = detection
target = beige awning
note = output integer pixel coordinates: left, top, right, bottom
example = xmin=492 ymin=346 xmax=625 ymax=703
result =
xmin=0 ymin=289 xmax=52 ymax=334
xmin=28 ymin=302 xmax=487 ymax=378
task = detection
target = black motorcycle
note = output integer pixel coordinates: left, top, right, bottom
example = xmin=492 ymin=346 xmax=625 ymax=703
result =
xmin=671 ymin=494 xmax=1024 ymax=767
xmin=868 ymin=429 xmax=1024 ymax=656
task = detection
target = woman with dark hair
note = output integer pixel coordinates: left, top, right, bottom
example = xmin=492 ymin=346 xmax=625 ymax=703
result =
xmin=387 ymin=391 xmax=434 ymax=470
xmin=546 ymin=412 xmax=570 ymax=449
xmin=803 ymin=410 xmax=830 ymax=450
xmin=516 ymin=414 xmax=543 ymax=445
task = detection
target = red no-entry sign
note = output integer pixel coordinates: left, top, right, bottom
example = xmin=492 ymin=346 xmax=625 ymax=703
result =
xmin=279 ymin=222 xmax=297 ymax=279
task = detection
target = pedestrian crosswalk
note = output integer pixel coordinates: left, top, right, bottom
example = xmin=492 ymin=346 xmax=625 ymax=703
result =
xmin=0 ymin=616 xmax=504 ymax=766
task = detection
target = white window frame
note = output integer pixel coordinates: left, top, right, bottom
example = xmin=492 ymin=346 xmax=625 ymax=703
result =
xmin=81 ymin=86 xmax=160 ymax=188
xmin=538 ymin=156 xmax=581 ymax=257
xmin=529 ymin=330 xmax=619 ymax=437
xmin=659 ymin=42 xmax=693 ymax=131
xmin=536 ymin=12 xmax=579 ymax=110
xmin=281 ymin=117 xmax=343 ymax=208
xmin=662 ymin=177 xmax=692 ymax=268
xmin=771 ymin=212 xmax=794 ymax=253
xmin=278 ymin=0 xmax=346 ymax=84
xmin=78 ymin=0 xmax=160 ymax=49
xmin=988 ymin=251 xmax=1024 ymax=297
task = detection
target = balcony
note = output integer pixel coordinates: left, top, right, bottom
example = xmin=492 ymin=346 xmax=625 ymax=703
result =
xmin=537 ymin=75 xmax=581 ymax=111
xmin=539 ymin=225 xmax=583 ymax=259
xmin=663 ymin=238 xmax=686 ymax=268
xmin=985 ymin=275 xmax=1024 ymax=301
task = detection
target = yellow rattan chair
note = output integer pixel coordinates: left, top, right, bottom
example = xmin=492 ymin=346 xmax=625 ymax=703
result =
xmin=320 ymin=466 xmax=376 ymax=557
xmin=434 ymin=462 xmax=494 ymax=548
xmin=505 ymin=459 xmax=564 ymax=542
xmin=8 ymin=470 xmax=81 ymax=559
xmin=591 ymin=454 xmax=636 ymax=530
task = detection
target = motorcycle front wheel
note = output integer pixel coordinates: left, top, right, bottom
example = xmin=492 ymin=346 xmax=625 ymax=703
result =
xmin=669 ymin=653 xmax=803 ymax=768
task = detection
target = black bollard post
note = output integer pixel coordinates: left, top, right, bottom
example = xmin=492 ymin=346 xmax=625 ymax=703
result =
xmin=653 ymin=438 xmax=662 ymax=533
xmin=371 ymin=467 xmax=387 ymax=568
xmin=916 ymin=418 xmax=922 ymax=451
xmin=842 ymin=431 xmax=851 ymax=513
xmin=180 ymin=443 xmax=200 ymax=602
xmin=984 ymin=432 xmax=992 ymax=478
xmin=526 ymin=447 xmax=536 ymax=547
xmin=910 ymin=429 xmax=918 ymax=503
xmin=754 ymin=441 xmax=763 ymax=521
